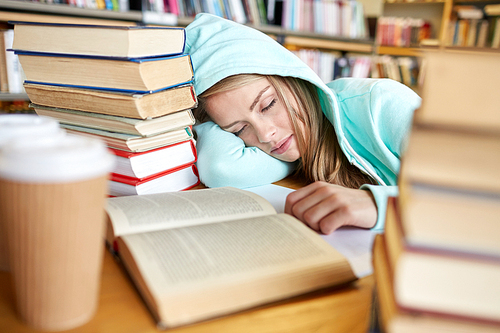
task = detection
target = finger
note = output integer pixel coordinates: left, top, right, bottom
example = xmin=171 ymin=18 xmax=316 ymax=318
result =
xmin=284 ymin=181 xmax=328 ymax=215
xmin=290 ymin=191 xmax=333 ymax=226
xmin=316 ymin=202 xmax=359 ymax=234
xmin=299 ymin=194 xmax=343 ymax=232
xmin=318 ymin=210 xmax=349 ymax=235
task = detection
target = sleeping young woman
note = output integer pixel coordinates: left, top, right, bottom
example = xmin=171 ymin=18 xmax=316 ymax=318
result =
xmin=184 ymin=13 xmax=421 ymax=234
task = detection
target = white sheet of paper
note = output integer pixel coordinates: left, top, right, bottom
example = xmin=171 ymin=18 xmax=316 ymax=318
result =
xmin=245 ymin=184 xmax=376 ymax=278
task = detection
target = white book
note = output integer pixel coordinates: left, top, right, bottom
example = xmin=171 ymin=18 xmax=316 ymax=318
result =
xmin=228 ymin=0 xmax=247 ymax=23
xmin=3 ymin=30 xmax=23 ymax=93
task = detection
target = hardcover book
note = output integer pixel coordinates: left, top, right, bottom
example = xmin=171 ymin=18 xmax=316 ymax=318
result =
xmin=400 ymin=126 xmax=500 ymax=194
xmin=62 ymin=124 xmax=194 ymax=152
xmin=105 ymin=186 xmax=356 ymax=328
xmin=109 ymin=163 xmax=200 ymax=196
xmin=11 ymin=22 xmax=186 ymax=58
xmin=417 ymin=50 xmax=500 ymax=132
xmin=24 ymin=83 xmax=198 ymax=120
xmin=110 ymin=139 xmax=197 ymax=179
xmin=383 ymin=198 xmax=500 ymax=323
xmin=373 ymin=234 xmax=500 ymax=333
xmin=17 ymin=52 xmax=194 ymax=93
xmin=31 ymin=104 xmax=196 ymax=137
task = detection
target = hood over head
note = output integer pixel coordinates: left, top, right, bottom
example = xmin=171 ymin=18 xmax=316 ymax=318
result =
xmin=184 ymin=13 xmax=339 ymax=126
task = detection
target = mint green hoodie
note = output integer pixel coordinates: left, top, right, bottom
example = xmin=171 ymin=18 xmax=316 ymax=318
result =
xmin=185 ymin=13 xmax=421 ymax=231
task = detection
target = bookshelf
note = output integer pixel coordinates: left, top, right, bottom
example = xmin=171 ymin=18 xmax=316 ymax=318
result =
xmin=176 ymin=13 xmax=375 ymax=53
xmin=379 ymin=0 xmax=500 ymax=54
xmin=0 ymin=0 xmax=142 ymax=110
xmin=0 ymin=0 xmax=141 ymax=22
xmin=0 ymin=0 xmax=498 ymax=103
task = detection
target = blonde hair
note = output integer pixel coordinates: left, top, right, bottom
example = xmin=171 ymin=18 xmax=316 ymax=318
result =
xmin=194 ymin=74 xmax=376 ymax=189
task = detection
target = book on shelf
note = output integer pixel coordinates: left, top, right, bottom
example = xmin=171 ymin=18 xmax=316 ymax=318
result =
xmin=476 ymin=20 xmax=490 ymax=48
xmin=453 ymin=5 xmax=484 ymax=20
xmin=372 ymin=234 xmax=500 ymax=333
xmin=16 ymin=52 xmax=194 ymax=93
xmin=3 ymin=29 xmax=24 ymax=94
xmin=23 ymin=82 xmax=198 ymax=120
xmin=109 ymin=139 xmax=197 ymax=179
xmin=11 ymin=22 xmax=186 ymax=59
xmin=104 ymin=186 xmax=356 ymax=328
xmin=490 ymin=16 xmax=500 ymax=48
xmin=382 ymin=198 xmax=500 ymax=324
xmin=109 ymin=163 xmax=200 ymax=196
xmin=62 ymin=123 xmax=194 ymax=152
xmin=446 ymin=2 xmax=500 ymax=49
xmin=376 ymin=17 xmax=430 ymax=47
xmin=31 ymin=104 xmax=196 ymax=137
xmin=0 ymin=29 xmax=9 ymax=92
xmin=417 ymin=50 xmax=500 ymax=132
xmin=485 ymin=4 xmax=500 ymax=17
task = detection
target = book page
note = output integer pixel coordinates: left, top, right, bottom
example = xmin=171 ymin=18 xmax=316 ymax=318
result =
xmin=119 ymin=213 xmax=355 ymax=326
xmin=106 ymin=187 xmax=277 ymax=237
xmin=246 ymin=183 xmax=377 ymax=278
xmin=122 ymin=214 xmax=339 ymax=288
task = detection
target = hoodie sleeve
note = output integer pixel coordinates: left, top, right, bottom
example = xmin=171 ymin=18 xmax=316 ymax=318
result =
xmin=360 ymin=184 xmax=398 ymax=232
xmin=344 ymin=78 xmax=420 ymax=232
xmin=364 ymin=80 xmax=420 ymax=231
xmin=194 ymin=121 xmax=297 ymax=188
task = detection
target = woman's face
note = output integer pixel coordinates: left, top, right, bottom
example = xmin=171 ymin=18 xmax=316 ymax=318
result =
xmin=206 ymin=78 xmax=302 ymax=163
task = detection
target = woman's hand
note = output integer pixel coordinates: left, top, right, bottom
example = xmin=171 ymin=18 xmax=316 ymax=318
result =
xmin=284 ymin=181 xmax=378 ymax=234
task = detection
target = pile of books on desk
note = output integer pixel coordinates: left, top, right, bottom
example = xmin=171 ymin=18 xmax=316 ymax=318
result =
xmin=373 ymin=50 xmax=500 ymax=332
xmin=12 ymin=22 xmax=200 ymax=196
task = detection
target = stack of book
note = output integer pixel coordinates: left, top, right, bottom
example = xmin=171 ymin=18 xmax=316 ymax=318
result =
xmin=12 ymin=22 xmax=200 ymax=196
xmin=373 ymin=50 xmax=500 ymax=332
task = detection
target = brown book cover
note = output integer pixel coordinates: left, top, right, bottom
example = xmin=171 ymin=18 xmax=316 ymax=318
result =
xmin=62 ymin=124 xmax=194 ymax=153
xmin=416 ymin=50 xmax=500 ymax=132
xmin=400 ymin=125 xmax=500 ymax=194
xmin=12 ymin=22 xmax=186 ymax=59
xmin=17 ymin=53 xmax=193 ymax=93
xmin=25 ymin=83 xmax=197 ymax=120
xmin=382 ymin=198 xmax=500 ymax=323
xmin=373 ymin=233 xmax=500 ymax=333
xmin=31 ymin=103 xmax=196 ymax=136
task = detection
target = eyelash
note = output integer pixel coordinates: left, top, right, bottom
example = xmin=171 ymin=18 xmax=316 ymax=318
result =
xmin=233 ymin=98 xmax=277 ymax=137
xmin=262 ymin=99 xmax=276 ymax=113
xmin=234 ymin=126 xmax=246 ymax=137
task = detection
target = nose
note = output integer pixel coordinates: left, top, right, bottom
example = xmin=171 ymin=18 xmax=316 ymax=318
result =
xmin=255 ymin=122 xmax=276 ymax=144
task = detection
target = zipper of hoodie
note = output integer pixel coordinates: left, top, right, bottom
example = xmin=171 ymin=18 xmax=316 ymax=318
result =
xmin=343 ymin=140 xmax=386 ymax=186
xmin=328 ymin=88 xmax=386 ymax=186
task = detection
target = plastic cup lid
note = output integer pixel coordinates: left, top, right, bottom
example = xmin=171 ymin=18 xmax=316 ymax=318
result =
xmin=0 ymin=114 xmax=62 ymax=146
xmin=0 ymin=132 xmax=116 ymax=183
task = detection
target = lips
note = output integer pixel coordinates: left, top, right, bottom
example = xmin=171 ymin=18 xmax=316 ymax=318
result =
xmin=271 ymin=135 xmax=292 ymax=155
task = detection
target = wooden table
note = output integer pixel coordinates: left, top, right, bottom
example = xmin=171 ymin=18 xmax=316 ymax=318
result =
xmin=0 ymin=176 xmax=375 ymax=333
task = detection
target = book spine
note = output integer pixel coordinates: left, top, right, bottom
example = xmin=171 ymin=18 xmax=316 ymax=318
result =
xmin=109 ymin=138 xmax=196 ymax=158
xmin=111 ymin=162 xmax=197 ymax=185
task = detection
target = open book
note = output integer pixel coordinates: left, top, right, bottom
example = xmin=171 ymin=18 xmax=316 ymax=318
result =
xmin=105 ymin=187 xmax=356 ymax=329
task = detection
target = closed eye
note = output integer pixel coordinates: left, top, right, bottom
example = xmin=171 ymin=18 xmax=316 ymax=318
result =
xmin=262 ymin=99 xmax=276 ymax=112
xmin=233 ymin=125 xmax=247 ymax=137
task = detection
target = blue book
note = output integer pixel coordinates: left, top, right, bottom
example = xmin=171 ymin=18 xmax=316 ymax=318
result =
xmin=16 ymin=52 xmax=194 ymax=94
xmin=10 ymin=21 xmax=186 ymax=59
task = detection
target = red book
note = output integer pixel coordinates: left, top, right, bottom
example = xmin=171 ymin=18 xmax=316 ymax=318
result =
xmin=109 ymin=139 xmax=197 ymax=179
xmin=109 ymin=163 xmax=200 ymax=197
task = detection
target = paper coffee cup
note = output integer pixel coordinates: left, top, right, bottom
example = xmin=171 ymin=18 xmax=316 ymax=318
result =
xmin=0 ymin=133 xmax=115 ymax=331
xmin=0 ymin=114 xmax=63 ymax=272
